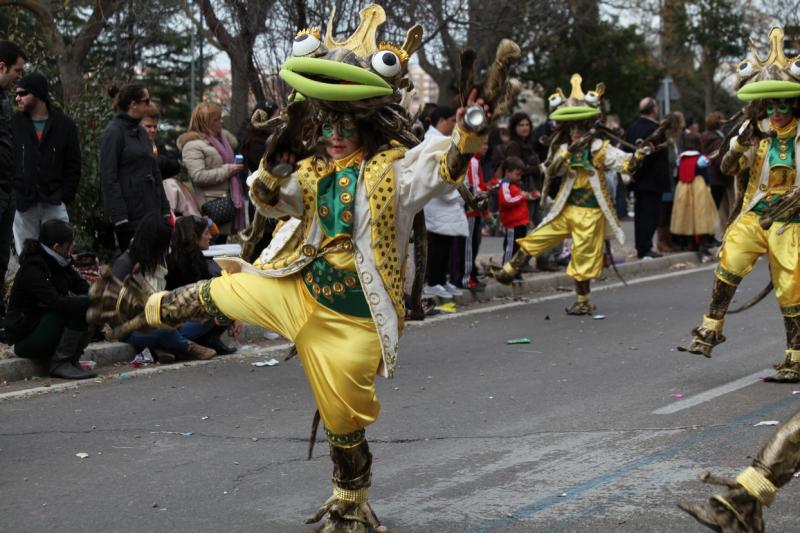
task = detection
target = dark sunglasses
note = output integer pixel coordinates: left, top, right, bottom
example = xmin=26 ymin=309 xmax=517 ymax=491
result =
xmin=137 ymin=97 xmax=151 ymax=104
xmin=15 ymin=90 xmax=29 ymax=97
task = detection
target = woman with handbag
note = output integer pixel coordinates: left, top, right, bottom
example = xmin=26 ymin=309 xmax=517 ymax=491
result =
xmin=177 ymin=102 xmax=245 ymax=236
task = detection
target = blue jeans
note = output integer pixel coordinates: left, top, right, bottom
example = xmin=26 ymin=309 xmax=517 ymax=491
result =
xmin=126 ymin=320 xmax=214 ymax=352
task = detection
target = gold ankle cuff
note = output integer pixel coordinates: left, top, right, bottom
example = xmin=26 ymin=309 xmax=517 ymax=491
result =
xmin=702 ymin=315 xmax=724 ymax=333
xmin=333 ymin=486 xmax=368 ymax=504
xmin=145 ymin=291 xmax=168 ymax=328
xmin=737 ymin=466 xmax=777 ymax=506
xmin=576 ymin=294 xmax=590 ymax=303
xmin=787 ymin=349 xmax=800 ymax=364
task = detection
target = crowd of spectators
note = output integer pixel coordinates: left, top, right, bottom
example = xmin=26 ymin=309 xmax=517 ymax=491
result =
xmin=0 ymin=37 xmax=732 ymax=376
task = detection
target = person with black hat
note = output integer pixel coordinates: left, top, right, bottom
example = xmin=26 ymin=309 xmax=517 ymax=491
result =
xmin=11 ymin=71 xmax=80 ymax=255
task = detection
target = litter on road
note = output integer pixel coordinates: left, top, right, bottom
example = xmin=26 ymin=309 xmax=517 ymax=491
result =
xmin=671 ymin=393 xmax=684 ymax=398
xmin=252 ymin=359 xmax=280 ymax=367
xmin=75 ymin=453 xmax=89 ymax=459
xmin=506 ymin=338 xmax=531 ymax=345
xmin=754 ymin=420 xmax=780 ymax=427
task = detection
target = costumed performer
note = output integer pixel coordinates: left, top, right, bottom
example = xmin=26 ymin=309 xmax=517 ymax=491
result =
xmin=679 ymin=409 xmax=800 ymax=532
xmin=678 ymin=27 xmax=800 ymax=383
xmin=85 ymin=4 xmax=521 ymax=532
xmin=492 ymin=74 xmax=647 ymax=315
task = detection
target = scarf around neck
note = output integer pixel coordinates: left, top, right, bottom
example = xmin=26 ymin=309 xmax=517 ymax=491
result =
xmin=206 ymin=131 xmax=245 ymax=231
xmin=40 ymin=243 xmax=71 ymax=267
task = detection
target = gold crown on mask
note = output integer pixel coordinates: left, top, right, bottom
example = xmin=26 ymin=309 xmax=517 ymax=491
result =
xmin=324 ymin=4 xmax=422 ymax=60
xmin=743 ymin=27 xmax=798 ymax=72
xmin=297 ymin=27 xmax=322 ymax=41
xmin=548 ymin=74 xmax=605 ymax=110
xmin=735 ymin=27 xmax=800 ymax=100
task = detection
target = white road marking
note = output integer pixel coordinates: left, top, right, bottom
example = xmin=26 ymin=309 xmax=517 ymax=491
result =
xmin=409 ymin=263 xmax=717 ymax=328
xmin=653 ymin=368 xmax=773 ymax=415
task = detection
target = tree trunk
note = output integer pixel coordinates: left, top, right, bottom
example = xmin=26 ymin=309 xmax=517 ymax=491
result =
xmin=58 ymin=56 xmax=84 ymax=104
xmin=437 ymin=74 xmax=459 ymax=107
xmin=702 ymin=62 xmax=715 ymax=116
xmin=229 ymin=59 xmax=250 ymax=134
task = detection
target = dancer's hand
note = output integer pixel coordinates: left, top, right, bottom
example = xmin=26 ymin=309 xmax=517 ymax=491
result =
xmin=456 ymin=88 xmax=492 ymax=132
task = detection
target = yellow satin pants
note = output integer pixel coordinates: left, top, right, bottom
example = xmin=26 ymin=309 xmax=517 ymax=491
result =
xmin=718 ymin=211 xmax=800 ymax=316
xmin=208 ymin=271 xmax=382 ymax=436
xmin=517 ymin=205 xmax=606 ymax=281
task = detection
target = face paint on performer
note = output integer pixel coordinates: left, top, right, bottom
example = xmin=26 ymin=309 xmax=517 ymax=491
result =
xmin=322 ymin=117 xmax=362 ymax=160
xmin=766 ymin=100 xmax=794 ymax=129
xmin=569 ymin=124 xmax=586 ymax=143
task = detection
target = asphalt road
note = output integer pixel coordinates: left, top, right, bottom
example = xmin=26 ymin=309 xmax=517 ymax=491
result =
xmin=2 ymin=259 xmax=798 ymax=533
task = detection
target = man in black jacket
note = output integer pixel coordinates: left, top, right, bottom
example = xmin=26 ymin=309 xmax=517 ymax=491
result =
xmin=11 ymin=71 xmax=80 ymax=255
xmin=0 ymin=41 xmax=26 ymax=329
xmin=625 ymin=97 xmax=671 ymax=259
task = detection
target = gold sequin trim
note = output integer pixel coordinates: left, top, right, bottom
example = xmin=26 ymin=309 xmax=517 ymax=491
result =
xmin=736 ymin=467 xmax=777 ymax=506
xmin=702 ymin=314 xmax=724 ymax=332
xmin=144 ymin=291 xmax=168 ymax=328
xmin=332 ymin=486 xmax=369 ymax=504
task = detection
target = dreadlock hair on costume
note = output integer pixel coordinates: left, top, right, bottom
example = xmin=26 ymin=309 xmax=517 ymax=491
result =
xmin=309 ymin=107 xmax=419 ymax=163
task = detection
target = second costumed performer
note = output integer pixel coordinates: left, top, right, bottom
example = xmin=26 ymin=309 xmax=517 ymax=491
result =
xmin=86 ymin=4 xmax=520 ymax=532
xmin=493 ymin=74 xmax=646 ymax=315
xmin=678 ymin=27 xmax=800 ymax=383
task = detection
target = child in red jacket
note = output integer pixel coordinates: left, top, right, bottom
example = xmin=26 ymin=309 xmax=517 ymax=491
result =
xmin=498 ymin=156 xmax=538 ymax=263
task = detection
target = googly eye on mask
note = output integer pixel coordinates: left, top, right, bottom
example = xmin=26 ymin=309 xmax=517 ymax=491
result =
xmin=371 ymin=50 xmax=402 ymax=77
xmin=737 ymin=60 xmax=753 ymax=78
xmin=293 ymin=32 xmax=322 ymax=57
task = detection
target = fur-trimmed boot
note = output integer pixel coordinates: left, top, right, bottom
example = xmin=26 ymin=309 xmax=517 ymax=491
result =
xmin=678 ymin=279 xmax=737 ymax=357
xmin=765 ymin=316 xmax=800 ymax=383
xmin=490 ymin=249 xmax=530 ymax=285
xmin=306 ymin=438 xmax=387 ymax=533
xmin=565 ymin=280 xmax=595 ymax=316
xmin=678 ymin=408 xmax=800 ymax=532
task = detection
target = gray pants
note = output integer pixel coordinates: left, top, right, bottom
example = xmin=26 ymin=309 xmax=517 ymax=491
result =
xmin=13 ymin=202 xmax=69 ymax=255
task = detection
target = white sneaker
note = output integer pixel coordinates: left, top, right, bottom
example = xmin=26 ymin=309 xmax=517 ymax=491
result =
xmin=444 ymin=282 xmax=464 ymax=296
xmin=423 ymin=284 xmax=453 ymax=299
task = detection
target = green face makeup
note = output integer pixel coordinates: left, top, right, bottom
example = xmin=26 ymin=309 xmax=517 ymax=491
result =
xmin=767 ymin=103 xmax=791 ymax=116
xmin=321 ymin=122 xmax=355 ymax=138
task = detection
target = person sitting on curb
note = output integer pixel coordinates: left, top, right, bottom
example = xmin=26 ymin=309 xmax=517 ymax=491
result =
xmin=111 ymin=214 xmax=217 ymax=363
xmin=166 ymin=215 xmax=239 ymax=355
xmin=5 ymin=219 xmax=96 ymax=379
